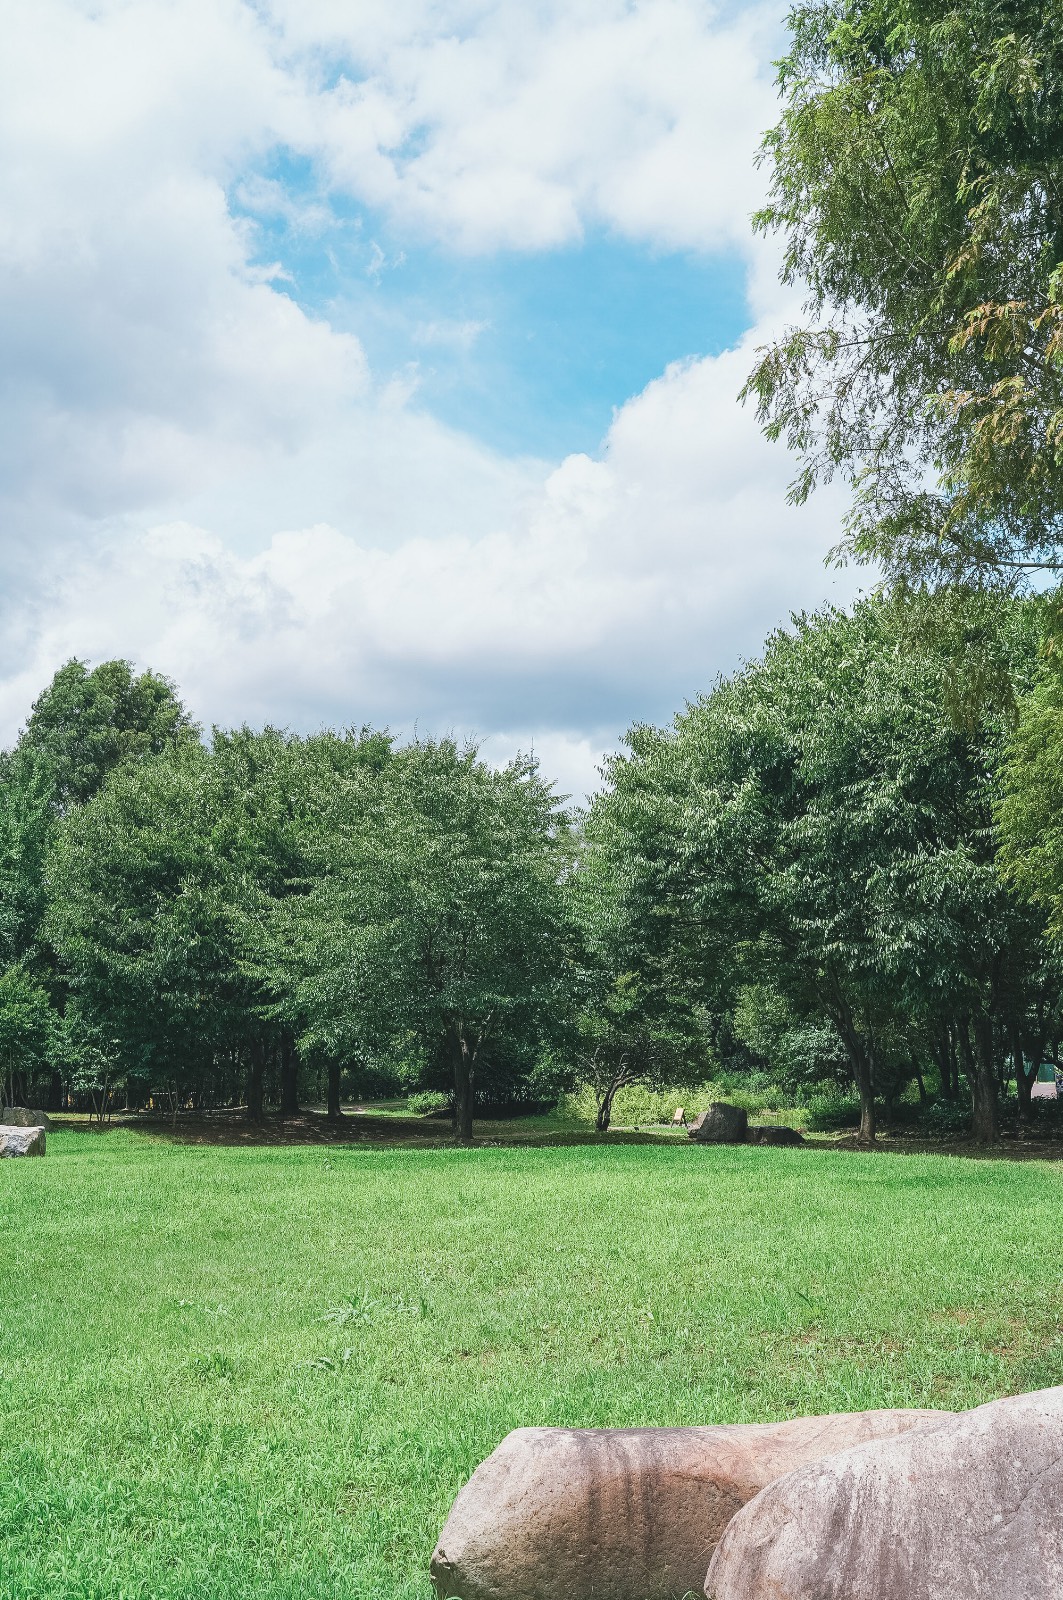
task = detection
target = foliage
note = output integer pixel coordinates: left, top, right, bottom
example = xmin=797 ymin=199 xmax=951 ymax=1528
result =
xmin=19 ymin=657 xmax=197 ymax=812
xmin=263 ymin=740 xmax=577 ymax=1140
xmin=803 ymin=1091 xmax=863 ymax=1131
xmin=998 ymin=654 xmax=1063 ymax=936
xmin=732 ymin=984 xmax=850 ymax=1092
xmin=920 ymin=1097 xmax=973 ymax=1138
xmin=590 ymin=595 xmax=1051 ymax=1141
xmin=747 ymin=0 xmax=1063 ymax=585
xmin=0 ymin=964 xmax=54 ymax=1105
xmin=406 ymin=1090 xmax=451 ymax=1117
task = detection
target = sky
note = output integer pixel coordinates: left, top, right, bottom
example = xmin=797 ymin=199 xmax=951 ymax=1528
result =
xmin=0 ymin=0 xmax=860 ymax=800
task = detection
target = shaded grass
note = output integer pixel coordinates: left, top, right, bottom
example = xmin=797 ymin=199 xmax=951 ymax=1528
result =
xmin=2 ymin=1132 xmax=1063 ymax=1598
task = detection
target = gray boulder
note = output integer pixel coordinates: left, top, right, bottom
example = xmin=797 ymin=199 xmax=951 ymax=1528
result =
xmin=705 ymin=1385 xmax=1063 ymax=1600
xmin=0 ymin=1126 xmax=46 ymax=1157
xmin=748 ymin=1126 xmax=804 ymax=1147
xmin=430 ymin=1410 xmax=946 ymax=1600
xmin=1 ymin=1106 xmax=51 ymax=1130
xmin=689 ymin=1103 xmax=748 ymax=1144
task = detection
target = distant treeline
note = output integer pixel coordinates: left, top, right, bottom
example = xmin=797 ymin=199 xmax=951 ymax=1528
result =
xmin=4 ymin=592 xmax=1063 ymax=1143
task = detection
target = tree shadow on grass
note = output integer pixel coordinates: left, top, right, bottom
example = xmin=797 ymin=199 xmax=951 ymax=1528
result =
xmin=48 ymin=1109 xmax=681 ymax=1149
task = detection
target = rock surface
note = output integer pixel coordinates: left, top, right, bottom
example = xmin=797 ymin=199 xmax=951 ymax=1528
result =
xmin=705 ymin=1385 xmax=1063 ymax=1600
xmin=431 ymin=1410 xmax=946 ymax=1600
xmin=1 ymin=1106 xmax=51 ymax=1129
xmin=688 ymin=1103 xmax=748 ymax=1144
xmin=748 ymin=1126 xmax=804 ymax=1146
xmin=0 ymin=1126 xmax=46 ymax=1156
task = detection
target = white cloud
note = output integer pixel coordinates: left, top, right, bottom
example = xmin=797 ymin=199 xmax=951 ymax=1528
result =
xmin=0 ymin=335 xmax=856 ymax=798
xmin=269 ymin=0 xmax=780 ymax=253
xmin=0 ymin=0 xmax=853 ymax=800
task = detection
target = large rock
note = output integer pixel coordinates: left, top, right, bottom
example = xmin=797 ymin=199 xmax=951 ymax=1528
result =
xmin=705 ymin=1385 xmax=1063 ymax=1600
xmin=430 ymin=1410 xmax=946 ymax=1600
xmin=1 ymin=1106 xmax=51 ymax=1129
xmin=0 ymin=1126 xmax=46 ymax=1157
xmin=688 ymin=1103 xmax=748 ymax=1144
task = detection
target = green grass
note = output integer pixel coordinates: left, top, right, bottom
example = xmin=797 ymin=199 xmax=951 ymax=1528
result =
xmin=3 ymin=1131 xmax=1063 ymax=1599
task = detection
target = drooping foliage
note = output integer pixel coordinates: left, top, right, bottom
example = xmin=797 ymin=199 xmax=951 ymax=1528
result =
xmin=746 ymin=0 xmax=1063 ymax=584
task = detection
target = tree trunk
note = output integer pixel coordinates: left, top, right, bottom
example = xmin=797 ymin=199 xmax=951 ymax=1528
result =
xmin=596 ymin=1072 xmax=631 ymax=1134
xmin=932 ymin=1027 xmax=954 ymax=1101
xmin=1016 ymin=1060 xmax=1033 ymax=1128
xmin=449 ymin=1024 xmax=474 ymax=1143
xmin=246 ymin=1042 xmax=264 ymax=1123
xmin=856 ymin=1069 xmax=876 ymax=1143
xmin=1013 ymin=1028 xmax=1038 ymax=1131
xmin=327 ymin=1059 xmax=342 ymax=1121
xmin=279 ymin=1035 xmax=299 ymax=1118
xmin=969 ymin=1015 xmax=998 ymax=1145
xmin=831 ymin=1005 xmax=875 ymax=1142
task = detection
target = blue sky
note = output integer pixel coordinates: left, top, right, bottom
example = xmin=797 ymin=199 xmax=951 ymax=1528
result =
xmin=237 ymin=162 xmax=751 ymax=456
xmin=0 ymin=0 xmax=853 ymax=798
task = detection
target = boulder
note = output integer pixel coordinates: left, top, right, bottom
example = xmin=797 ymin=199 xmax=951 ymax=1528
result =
xmin=1 ymin=1106 xmax=51 ymax=1130
xmin=430 ymin=1410 xmax=946 ymax=1600
xmin=688 ymin=1103 xmax=748 ymax=1144
xmin=748 ymin=1125 xmax=804 ymax=1146
xmin=0 ymin=1126 xmax=46 ymax=1157
xmin=705 ymin=1385 xmax=1063 ymax=1600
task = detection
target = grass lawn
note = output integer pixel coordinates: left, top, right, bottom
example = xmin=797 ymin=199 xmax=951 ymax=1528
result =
xmin=3 ymin=1130 xmax=1063 ymax=1599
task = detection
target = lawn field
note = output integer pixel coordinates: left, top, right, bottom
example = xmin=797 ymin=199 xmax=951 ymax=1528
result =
xmin=3 ymin=1131 xmax=1063 ymax=1599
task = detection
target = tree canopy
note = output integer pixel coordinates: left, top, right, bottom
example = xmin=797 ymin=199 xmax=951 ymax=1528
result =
xmin=746 ymin=0 xmax=1063 ymax=586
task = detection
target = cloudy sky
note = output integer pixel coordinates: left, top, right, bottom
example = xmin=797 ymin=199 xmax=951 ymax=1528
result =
xmin=0 ymin=0 xmax=859 ymax=798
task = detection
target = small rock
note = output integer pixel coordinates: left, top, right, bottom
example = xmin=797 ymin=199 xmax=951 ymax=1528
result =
xmin=1 ymin=1106 xmax=51 ymax=1130
xmin=0 ymin=1126 xmax=46 ymax=1157
xmin=705 ymin=1385 xmax=1063 ymax=1600
xmin=689 ymin=1103 xmax=748 ymax=1143
xmin=748 ymin=1126 xmax=804 ymax=1146
xmin=431 ymin=1410 xmax=946 ymax=1600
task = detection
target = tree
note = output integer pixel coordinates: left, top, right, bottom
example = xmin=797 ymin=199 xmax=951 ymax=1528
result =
xmin=46 ymin=725 xmax=383 ymax=1119
xmin=269 ymin=741 xmax=575 ymax=1143
xmin=0 ymin=966 xmax=54 ymax=1108
xmin=46 ymin=741 xmax=239 ymax=1109
xmin=19 ymin=658 xmax=197 ymax=812
xmin=0 ymin=747 xmax=55 ymax=972
xmin=0 ymin=660 xmax=198 ymax=1111
xmin=594 ymin=597 xmax=1046 ymax=1142
xmin=746 ymin=0 xmax=1063 ymax=586
xmin=575 ymin=976 xmax=709 ymax=1133
xmin=573 ymin=763 xmax=714 ymax=1133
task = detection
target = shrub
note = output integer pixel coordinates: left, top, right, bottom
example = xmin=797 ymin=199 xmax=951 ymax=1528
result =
xmin=804 ymin=1092 xmax=861 ymax=1132
xmin=920 ymin=1098 xmax=971 ymax=1138
xmin=406 ymin=1090 xmax=451 ymax=1118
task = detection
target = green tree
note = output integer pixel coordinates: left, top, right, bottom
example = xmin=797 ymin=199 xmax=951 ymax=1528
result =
xmin=20 ymin=658 xmax=197 ymax=812
xmin=747 ymin=0 xmax=1063 ymax=585
xmin=270 ymin=741 xmax=575 ymax=1143
xmin=0 ymin=966 xmax=54 ymax=1109
xmin=46 ymin=726 xmax=383 ymax=1119
xmin=573 ymin=759 xmax=714 ymax=1132
xmin=596 ymin=598 xmax=1046 ymax=1142
xmin=0 ymin=659 xmax=198 ymax=1112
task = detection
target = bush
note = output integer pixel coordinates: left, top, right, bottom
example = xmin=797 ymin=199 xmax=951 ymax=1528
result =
xmin=406 ymin=1090 xmax=451 ymax=1118
xmin=559 ymin=1077 xmax=806 ymax=1128
xmin=804 ymin=1092 xmax=861 ymax=1132
xmin=920 ymin=1098 xmax=971 ymax=1138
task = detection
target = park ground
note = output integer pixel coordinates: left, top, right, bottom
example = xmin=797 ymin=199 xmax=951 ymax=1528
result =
xmin=3 ymin=1124 xmax=1063 ymax=1599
